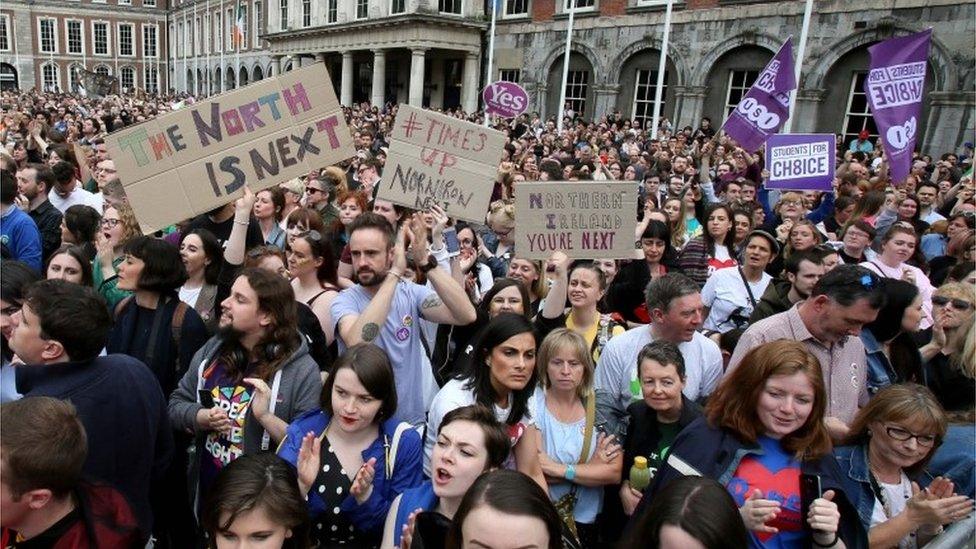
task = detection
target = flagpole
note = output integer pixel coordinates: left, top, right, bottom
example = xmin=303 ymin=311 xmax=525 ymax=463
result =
xmin=194 ymin=0 xmax=199 ymax=96
xmin=786 ymin=0 xmax=813 ymax=133
xmin=236 ymin=1 xmax=241 ymax=89
xmin=206 ymin=0 xmax=211 ymax=95
xmin=556 ymin=0 xmax=576 ymax=135
xmin=483 ymin=0 xmax=498 ymax=127
xmin=649 ymin=0 xmax=673 ymax=139
xmin=182 ymin=7 xmax=188 ymax=93
xmin=220 ymin=0 xmax=225 ymax=93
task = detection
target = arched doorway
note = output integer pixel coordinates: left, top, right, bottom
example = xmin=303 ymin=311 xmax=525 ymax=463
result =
xmin=617 ymin=48 xmax=678 ymax=130
xmin=186 ymin=69 xmax=194 ymax=93
xmin=546 ymin=52 xmax=596 ymax=120
xmin=212 ymin=67 xmax=221 ymax=94
xmin=239 ymin=66 xmax=249 ymax=86
xmin=253 ymin=65 xmax=264 ymax=81
xmin=0 ymin=63 xmax=17 ymax=90
xmin=702 ymin=45 xmax=774 ymax=126
xmin=225 ymin=67 xmax=236 ymax=90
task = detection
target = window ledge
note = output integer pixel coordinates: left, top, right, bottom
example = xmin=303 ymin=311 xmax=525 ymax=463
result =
xmin=552 ymin=9 xmax=600 ymax=20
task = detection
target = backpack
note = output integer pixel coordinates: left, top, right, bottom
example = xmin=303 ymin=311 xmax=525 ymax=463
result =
xmin=114 ymin=296 xmax=188 ymax=370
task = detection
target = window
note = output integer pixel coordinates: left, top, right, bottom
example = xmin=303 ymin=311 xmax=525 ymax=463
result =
xmin=328 ymin=0 xmax=339 ymax=21
xmin=390 ymin=0 xmax=404 ymax=14
xmin=356 ymin=0 xmax=368 ymax=19
xmin=70 ymin=64 xmax=83 ymax=91
xmin=0 ymin=15 xmax=10 ymax=52
xmin=119 ymin=0 xmax=131 ymax=4
xmin=564 ymin=70 xmax=588 ymax=118
xmin=66 ymin=20 xmax=84 ymax=54
xmin=505 ymin=0 xmax=528 ymax=16
xmin=252 ymin=1 xmax=261 ymax=48
xmin=118 ymin=23 xmax=134 ymax=56
xmin=439 ymin=0 xmax=461 ymax=14
xmin=279 ymin=0 xmax=288 ymax=30
xmin=564 ymin=0 xmax=594 ymax=11
xmin=120 ymin=66 xmax=135 ymax=91
xmin=240 ymin=5 xmax=248 ymax=49
xmin=226 ymin=8 xmax=233 ymax=49
xmin=724 ymin=69 xmax=759 ymax=118
xmin=203 ymin=15 xmax=210 ymax=54
xmin=499 ymin=69 xmax=520 ymax=83
xmin=42 ymin=63 xmax=60 ymax=91
xmin=632 ymin=69 xmax=668 ymax=128
xmin=93 ymin=22 xmax=110 ymax=55
xmin=143 ymin=24 xmax=158 ymax=57
xmin=39 ymin=18 xmax=57 ymax=54
xmin=144 ymin=66 xmax=158 ymax=93
xmin=842 ymin=72 xmax=878 ymax=148
xmin=195 ymin=17 xmax=201 ymax=55
xmin=95 ymin=65 xmax=110 ymax=76
xmin=302 ymin=0 xmax=311 ymax=26
xmin=213 ymin=11 xmax=221 ymax=53
xmin=144 ymin=0 xmax=156 ymax=6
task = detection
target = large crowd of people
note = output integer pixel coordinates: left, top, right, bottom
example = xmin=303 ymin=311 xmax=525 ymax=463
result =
xmin=0 ymin=87 xmax=974 ymax=549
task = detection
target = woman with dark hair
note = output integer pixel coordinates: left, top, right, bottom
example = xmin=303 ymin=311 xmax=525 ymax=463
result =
xmin=861 ymin=279 xmax=925 ymax=394
xmin=276 ymin=344 xmax=423 ymax=547
xmin=0 ymin=261 xmax=40 ymax=402
xmin=639 ymin=340 xmax=867 ymax=548
xmin=254 ymin=187 xmax=287 ymax=249
xmin=455 ymin=223 xmax=494 ymax=303
xmin=606 ymin=220 xmax=679 ymax=325
xmin=874 ymin=194 xmax=931 ymax=244
xmin=677 ymin=203 xmax=737 ymax=287
xmin=59 ymin=204 xmax=99 ymax=260
xmin=445 ymin=469 xmax=563 ymax=549
xmin=834 ymin=384 xmax=971 ymax=547
xmin=861 ymin=226 xmax=934 ymax=331
xmin=623 ymin=476 xmax=748 ymax=549
xmin=201 ymin=452 xmax=311 ymax=549
xmin=383 ymin=405 xmax=511 ymax=548
xmin=284 ymin=207 xmax=326 ymax=249
xmin=425 ymin=313 xmax=546 ymax=489
xmin=289 ymin=230 xmax=340 ymax=345
xmin=45 ymin=244 xmax=93 ymax=287
xmin=179 ymin=228 xmax=222 ymax=333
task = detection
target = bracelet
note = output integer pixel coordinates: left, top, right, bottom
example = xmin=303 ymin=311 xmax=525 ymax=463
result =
xmin=564 ymin=464 xmax=576 ymax=481
xmin=388 ymin=270 xmax=405 ymax=282
xmin=811 ymin=532 xmax=839 ymax=548
xmin=233 ymin=219 xmax=249 ymax=226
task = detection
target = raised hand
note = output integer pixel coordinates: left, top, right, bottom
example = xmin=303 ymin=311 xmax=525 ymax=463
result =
xmin=739 ymin=489 xmax=781 ymax=533
xmin=350 ymin=457 xmax=378 ymax=505
xmin=242 ymin=377 xmax=271 ymax=421
xmin=399 ymin=508 xmax=423 ymax=549
xmin=296 ymin=431 xmax=321 ymax=495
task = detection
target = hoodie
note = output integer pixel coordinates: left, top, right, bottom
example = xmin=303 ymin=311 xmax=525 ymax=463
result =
xmin=748 ymin=278 xmax=794 ymax=324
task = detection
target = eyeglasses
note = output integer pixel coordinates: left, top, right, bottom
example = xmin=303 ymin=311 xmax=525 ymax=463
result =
xmin=932 ymin=296 xmax=973 ymax=310
xmin=101 ymin=218 xmax=121 ymax=228
xmin=306 ymin=187 xmax=324 ymax=195
xmin=781 ymin=200 xmax=802 ymax=207
xmin=884 ymin=425 xmax=938 ymax=447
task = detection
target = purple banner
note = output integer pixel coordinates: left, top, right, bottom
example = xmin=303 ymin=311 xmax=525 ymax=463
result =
xmin=865 ymin=29 xmax=931 ymax=186
xmin=766 ymin=134 xmax=836 ymax=191
xmin=721 ymin=37 xmax=796 ymax=153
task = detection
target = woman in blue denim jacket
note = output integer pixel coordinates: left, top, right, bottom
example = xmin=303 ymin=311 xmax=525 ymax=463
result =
xmin=860 ymin=279 xmax=925 ymax=394
xmin=278 ymin=344 xmax=424 ymax=548
xmin=834 ymin=384 xmax=973 ymax=548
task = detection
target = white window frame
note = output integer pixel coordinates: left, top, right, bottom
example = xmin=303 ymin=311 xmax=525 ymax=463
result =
xmin=144 ymin=0 xmax=157 ymax=6
xmin=65 ymin=19 xmax=85 ymax=55
xmin=327 ymin=0 xmax=339 ymax=21
xmin=636 ymin=0 xmax=669 ymax=5
xmin=226 ymin=8 xmax=233 ymax=50
xmin=302 ymin=0 xmax=311 ymax=27
xmin=438 ymin=0 xmax=463 ymax=15
xmin=41 ymin=62 xmax=61 ymax=91
xmin=93 ymin=21 xmax=111 ymax=56
xmin=503 ymin=0 xmax=529 ymax=17
xmin=499 ymin=69 xmax=520 ymax=83
xmin=120 ymin=65 xmax=135 ymax=92
xmin=562 ymin=0 xmax=595 ymax=13
xmin=564 ymin=69 xmax=589 ymax=118
xmin=252 ymin=1 xmax=261 ymax=48
xmin=94 ymin=64 xmax=111 ymax=76
xmin=202 ymin=15 xmax=210 ymax=54
xmin=117 ymin=22 xmax=134 ymax=57
xmin=0 ymin=15 xmax=10 ymax=52
xmin=38 ymin=18 xmax=59 ymax=54
xmin=842 ymin=71 xmax=877 ymax=146
xmin=632 ymin=68 xmax=668 ymax=128
xmin=119 ymin=0 xmax=131 ymax=5
xmin=723 ymin=69 xmax=760 ymax=120
xmin=142 ymin=23 xmax=158 ymax=58
xmin=356 ymin=0 xmax=369 ymax=19
xmin=69 ymin=63 xmax=84 ymax=90
xmin=144 ymin=65 xmax=158 ymax=93
xmin=279 ymin=0 xmax=288 ymax=30
xmin=239 ymin=5 xmax=248 ymax=50
xmin=213 ymin=11 xmax=222 ymax=53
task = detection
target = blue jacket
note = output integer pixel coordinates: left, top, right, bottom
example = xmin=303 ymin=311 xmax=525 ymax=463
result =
xmin=0 ymin=206 xmax=42 ymax=272
xmin=633 ymin=417 xmax=867 ymax=548
xmin=393 ymin=481 xmax=438 ymax=547
xmin=861 ymin=329 xmax=896 ymax=396
xmin=278 ymin=409 xmax=425 ymax=535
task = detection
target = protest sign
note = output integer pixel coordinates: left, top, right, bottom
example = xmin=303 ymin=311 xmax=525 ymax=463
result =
xmin=722 ymin=37 xmax=796 ymax=153
xmin=376 ymin=104 xmax=506 ymax=223
xmin=766 ymin=134 xmax=836 ymax=191
xmin=865 ymin=28 xmax=931 ymax=186
xmin=482 ymin=81 xmax=529 ymax=118
xmin=515 ymin=181 xmax=637 ymax=260
xmin=104 ymin=63 xmax=354 ymax=233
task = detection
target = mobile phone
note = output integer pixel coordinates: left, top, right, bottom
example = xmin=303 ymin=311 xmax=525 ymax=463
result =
xmin=411 ymin=511 xmax=451 ymax=549
xmin=443 ymin=227 xmax=460 ymax=257
xmin=800 ymin=473 xmax=822 ymax=529
xmin=198 ymin=389 xmax=216 ymax=409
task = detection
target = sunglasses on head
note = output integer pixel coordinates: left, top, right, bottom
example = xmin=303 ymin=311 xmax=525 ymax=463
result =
xmin=932 ymin=296 xmax=973 ymax=310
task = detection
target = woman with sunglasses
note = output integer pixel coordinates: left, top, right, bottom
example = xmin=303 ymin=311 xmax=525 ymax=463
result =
xmin=834 ymin=384 xmax=972 ymax=547
xmin=921 ymin=282 xmax=976 ymax=413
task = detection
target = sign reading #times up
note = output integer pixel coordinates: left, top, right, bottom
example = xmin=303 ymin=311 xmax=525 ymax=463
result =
xmin=766 ymin=134 xmax=836 ymax=192
xmin=104 ymin=63 xmax=355 ymax=233
xmin=515 ymin=181 xmax=637 ymax=260
xmin=377 ymin=105 xmax=507 ymax=224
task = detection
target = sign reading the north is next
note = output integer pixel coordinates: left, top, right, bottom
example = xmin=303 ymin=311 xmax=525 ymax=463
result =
xmin=377 ymin=105 xmax=507 ymax=224
xmin=482 ymin=81 xmax=529 ymax=118
xmin=103 ymin=63 xmax=355 ymax=233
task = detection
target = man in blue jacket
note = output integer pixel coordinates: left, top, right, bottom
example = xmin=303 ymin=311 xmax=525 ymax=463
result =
xmin=0 ymin=171 xmax=41 ymax=272
xmin=7 ymin=279 xmax=173 ymax=535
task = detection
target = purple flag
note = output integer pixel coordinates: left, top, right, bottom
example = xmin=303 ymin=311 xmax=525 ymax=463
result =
xmin=766 ymin=134 xmax=836 ymax=191
xmin=721 ymin=37 xmax=796 ymax=153
xmin=865 ymin=29 xmax=931 ymax=186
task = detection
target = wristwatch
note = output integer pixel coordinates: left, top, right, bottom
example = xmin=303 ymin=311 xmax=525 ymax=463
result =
xmin=418 ymin=254 xmax=438 ymax=274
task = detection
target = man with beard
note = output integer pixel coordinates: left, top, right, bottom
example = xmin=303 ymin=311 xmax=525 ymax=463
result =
xmin=749 ymin=249 xmax=825 ymax=323
xmin=331 ymin=213 xmax=476 ymax=425
xmin=168 ymin=268 xmax=321 ymax=513
xmin=15 ymin=163 xmax=62 ymax=261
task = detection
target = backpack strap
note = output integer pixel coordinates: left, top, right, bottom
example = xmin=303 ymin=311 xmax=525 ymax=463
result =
xmin=113 ymin=295 xmax=134 ymax=319
xmin=385 ymin=422 xmax=413 ymax=481
xmin=171 ymin=300 xmax=189 ymax=375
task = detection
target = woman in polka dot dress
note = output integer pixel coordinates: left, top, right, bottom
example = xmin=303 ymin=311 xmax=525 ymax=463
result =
xmin=278 ymin=344 xmax=424 ymax=548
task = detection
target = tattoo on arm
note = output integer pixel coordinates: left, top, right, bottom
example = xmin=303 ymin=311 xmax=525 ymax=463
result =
xmin=361 ymin=322 xmax=380 ymax=342
xmin=421 ymin=294 xmax=443 ymax=311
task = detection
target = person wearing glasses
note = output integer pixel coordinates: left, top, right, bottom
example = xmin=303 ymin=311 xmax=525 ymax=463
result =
xmin=834 ymin=384 xmax=972 ymax=548
xmin=355 ymin=158 xmax=381 ymax=198
xmin=92 ymin=203 xmax=141 ymax=308
xmin=921 ymin=282 xmax=975 ymax=413
xmin=305 ymin=169 xmax=341 ymax=230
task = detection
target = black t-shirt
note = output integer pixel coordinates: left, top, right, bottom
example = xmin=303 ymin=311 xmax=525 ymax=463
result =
xmin=186 ymin=213 xmax=265 ymax=251
xmin=926 ymin=353 xmax=976 ymax=413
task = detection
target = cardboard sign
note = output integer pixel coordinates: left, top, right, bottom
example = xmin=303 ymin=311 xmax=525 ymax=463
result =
xmin=482 ymin=81 xmax=529 ymax=118
xmin=766 ymin=134 xmax=836 ymax=191
xmin=515 ymin=181 xmax=637 ymax=260
xmin=104 ymin=63 xmax=354 ymax=233
xmin=376 ymin=105 xmax=506 ymax=223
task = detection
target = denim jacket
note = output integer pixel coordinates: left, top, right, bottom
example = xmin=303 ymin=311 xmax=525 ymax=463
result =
xmin=861 ymin=329 xmax=896 ymax=395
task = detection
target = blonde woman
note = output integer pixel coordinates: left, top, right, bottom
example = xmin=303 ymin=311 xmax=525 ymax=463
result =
xmin=478 ymin=199 xmax=516 ymax=278
xmin=92 ymin=203 xmax=141 ymax=308
xmin=922 ymin=282 xmax=975 ymax=413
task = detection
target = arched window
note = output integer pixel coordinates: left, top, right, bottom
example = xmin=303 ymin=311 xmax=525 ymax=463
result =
xmin=120 ymin=66 xmax=135 ymax=92
xmin=42 ymin=63 xmax=60 ymax=92
xmin=95 ymin=65 xmax=111 ymax=77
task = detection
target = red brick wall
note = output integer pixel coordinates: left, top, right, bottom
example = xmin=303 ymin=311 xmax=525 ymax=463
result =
xmin=686 ymin=0 xmax=718 ymax=9
xmin=600 ymin=0 xmax=626 ymax=16
xmin=532 ymin=0 xmax=555 ymax=21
